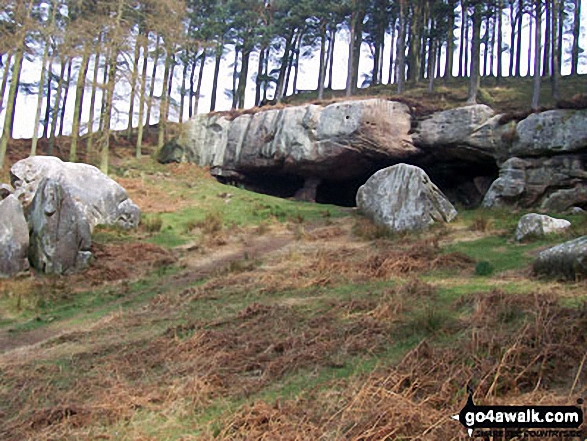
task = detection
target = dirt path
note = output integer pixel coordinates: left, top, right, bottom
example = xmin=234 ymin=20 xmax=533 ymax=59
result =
xmin=0 ymin=231 xmax=296 ymax=355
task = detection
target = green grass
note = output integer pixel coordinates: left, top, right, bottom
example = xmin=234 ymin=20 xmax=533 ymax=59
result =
xmin=284 ymin=74 xmax=587 ymax=114
xmin=140 ymin=175 xmax=346 ymax=248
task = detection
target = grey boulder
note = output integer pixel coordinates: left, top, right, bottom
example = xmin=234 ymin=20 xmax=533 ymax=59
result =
xmin=511 ymin=109 xmax=587 ymax=157
xmin=173 ymin=99 xmax=416 ymax=181
xmin=515 ymin=213 xmax=571 ymax=242
xmin=10 ymin=156 xmax=140 ymax=230
xmin=356 ymin=164 xmax=457 ymax=232
xmin=0 ymin=183 xmax=14 ymax=200
xmin=28 ymin=178 xmax=92 ymax=275
xmin=533 ymin=236 xmax=587 ymax=280
xmin=0 ymin=195 xmax=30 ymax=277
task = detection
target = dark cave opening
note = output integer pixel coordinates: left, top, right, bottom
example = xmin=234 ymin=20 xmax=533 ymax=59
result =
xmin=216 ymin=159 xmax=500 ymax=209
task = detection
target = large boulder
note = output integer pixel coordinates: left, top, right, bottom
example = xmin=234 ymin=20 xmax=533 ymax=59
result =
xmin=483 ymin=155 xmax=587 ymax=211
xmin=413 ymin=104 xmax=495 ymax=152
xmin=28 ymin=178 xmax=92 ymax=275
xmin=533 ymin=236 xmax=587 ymax=280
xmin=356 ymin=164 xmax=457 ymax=232
xmin=171 ymin=99 xmax=417 ymax=181
xmin=515 ymin=213 xmax=571 ymax=242
xmin=510 ymin=109 xmax=587 ymax=157
xmin=0 ymin=195 xmax=30 ymax=277
xmin=10 ymin=156 xmax=140 ymax=230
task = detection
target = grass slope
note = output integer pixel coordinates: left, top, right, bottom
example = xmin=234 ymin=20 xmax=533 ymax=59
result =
xmin=0 ymin=159 xmax=586 ymax=440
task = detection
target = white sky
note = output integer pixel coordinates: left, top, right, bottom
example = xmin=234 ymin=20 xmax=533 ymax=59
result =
xmin=2 ymin=1 xmax=587 ymax=139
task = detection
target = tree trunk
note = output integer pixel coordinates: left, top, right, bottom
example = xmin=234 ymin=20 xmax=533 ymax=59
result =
xmin=236 ymin=45 xmax=251 ymax=110
xmin=231 ymin=45 xmax=240 ymax=109
xmin=165 ymin=57 xmax=175 ymax=119
xmin=49 ymin=59 xmax=67 ymax=155
xmin=292 ymin=33 xmax=302 ymax=94
xmin=136 ymin=33 xmax=149 ymax=158
xmin=542 ymin=0 xmax=551 ymax=76
xmin=157 ymin=49 xmax=172 ymax=152
xmin=98 ymin=47 xmax=110 ymax=132
xmin=255 ymin=45 xmax=265 ymax=106
xmin=497 ymin=0 xmax=503 ymax=82
xmin=346 ymin=12 xmax=356 ymax=96
xmin=428 ymin=38 xmax=437 ymax=93
xmin=317 ymin=24 xmax=327 ymax=100
xmin=194 ymin=50 xmax=206 ymax=114
xmin=126 ymin=34 xmax=142 ymax=137
xmin=346 ymin=7 xmax=365 ymax=95
xmin=467 ymin=3 xmax=482 ymax=104
xmin=0 ymin=0 xmax=34 ymax=169
xmin=388 ymin=18 xmax=396 ymax=84
xmin=100 ymin=0 xmax=124 ymax=175
xmin=509 ymin=2 xmax=516 ymax=77
xmin=531 ymin=0 xmax=542 ymax=110
xmin=372 ymin=40 xmax=381 ymax=86
xmin=0 ymin=52 xmax=13 ymax=114
xmin=69 ymin=46 xmax=90 ymax=162
xmin=58 ymin=59 xmax=72 ymax=137
xmin=210 ymin=42 xmax=223 ymax=111
xmin=327 ymin=28 xmax=335 ymax=90
xmin=43 ymin=52 xmax=55 ymax=139
xmin=515 ymin=0 xmax=523 ymax=76
xmin=445 ymin=1 xmax=455 ymax=79
xmin=100 ymin=48 xmax=117 ymax=174
xmin=557 ymin=0 xmax=563 ymax=75
xmin=483 ymin=12 xmax=495 ymax=76
xmin=408 ymin=1 xmax=423 ymax=82
xmin=551 ymin=0 xmax=560 ymax=101
xmin=396 ymin=0 xmax=406 ymax=93
xmin=188 ymin=52 xmax=197 ymax=118
xmin=0 ymin=48 xmax=24 ymax=169
xmin=284 ymin=32 xmax=299 ymax=98
xmin=146 ymin=35 xmax=161 ymax=126
xmin=571 ymin=0 xmax=581 ymax=75
xmin=276 ymin=30 xmax=294 ymax=103
xmin=87 ymin=38 xmax=103 ymax=154
xmin=527 ymin=13 xmax=533 ymax=76
xmin=31 ymin=41 xmax=51 ymax=156
xmin=458 ymin=0 xmax=467 ymax=77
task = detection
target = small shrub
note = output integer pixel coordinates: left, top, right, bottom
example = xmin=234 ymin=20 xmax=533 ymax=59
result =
xmin=255 ymin=221 xmax=270 ymax=236
xmin=470 ymin=214 xmax=494 ymax=233
xmin=142 ymin=215 xmax=163 ymax=233
xmin=198 ymin=211 xmax=224 ymax=236
xmin=475 ymin=261 xmax=494 ymax=276
xmin=185 ymin=219 xmax=198 ymax=233
xmin=352 ymin=217 xmax=394 ymax=241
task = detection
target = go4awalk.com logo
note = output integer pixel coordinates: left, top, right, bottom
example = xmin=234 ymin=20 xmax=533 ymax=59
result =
xmin=452 ymin=393 xmax=584 ymax=438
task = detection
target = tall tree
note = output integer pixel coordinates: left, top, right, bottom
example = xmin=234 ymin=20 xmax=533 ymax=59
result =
xmin=0 ymin=0 xmax=35 ymax=169
xmin=531 ymin=0 xmax=542 ymax=109
xmin=396 ymin=0 xmax=406 ymax=93
xmin=467 ymin=1 xmax=482 ymax=104
xmin=570 ymin=0 xmax=581 ymax=75
xmin=31 ymin=0 xmax=59 ymax=157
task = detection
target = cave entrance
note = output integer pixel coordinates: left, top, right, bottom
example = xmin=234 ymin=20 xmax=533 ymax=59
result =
xmin=216 ymin=159 xmax=499 ymax=209
xmin=313 ymin=159 xmax=500 ymax=208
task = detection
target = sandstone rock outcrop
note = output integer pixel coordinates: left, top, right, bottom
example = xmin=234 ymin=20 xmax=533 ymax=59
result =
xmin=356 ymin=164 xmax=457 ymax=232
xmin=162 ymin=99 xmax=416 ymax=183
xmin=28 ymin=178 xmax=92 ymax=275
xmin=515 ymin=213 xmax=571 ymax=242
xmin=533 ymin=236 xmax=587 ymax=280
xmin=0 ymin=195 xmax=30 ymax=277
xmin=163 ymin=99 xmax=587 ymax=211
xmin=11 ymin=156 xmax=140 ymax=230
